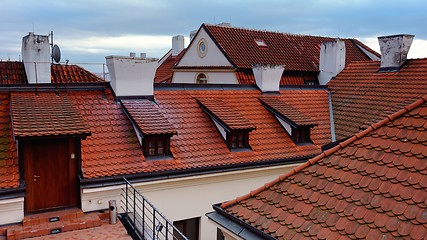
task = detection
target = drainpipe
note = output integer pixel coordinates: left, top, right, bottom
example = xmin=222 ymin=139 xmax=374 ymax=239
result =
xmin=328 ymin=90 xmax=336 ymax=142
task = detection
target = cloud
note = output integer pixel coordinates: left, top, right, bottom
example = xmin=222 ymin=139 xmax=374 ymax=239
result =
xmin=363 ymin=37 xmax=427 ymax=59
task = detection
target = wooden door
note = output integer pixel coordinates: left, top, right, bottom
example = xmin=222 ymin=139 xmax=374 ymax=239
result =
xmin=24 ymin=138 xmax=79 ymax=213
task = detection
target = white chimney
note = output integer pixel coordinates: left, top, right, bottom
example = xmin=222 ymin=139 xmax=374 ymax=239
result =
xmin=21 ymin=32 xmax=51 ymax=84
xmin=252 ymin=64 xmax=284 ymax=93
xmin=106 ymin=55 xmax=157 ymax=97
xmin=378 ymin=34 xmax=414 ymax=71
xmin=190 ymin=30 xmax=198 ymax=41
xmin=318 ymin=39 xmax=346 ymax=85
xmin=172 ymin=35 xmax=184 ymax=57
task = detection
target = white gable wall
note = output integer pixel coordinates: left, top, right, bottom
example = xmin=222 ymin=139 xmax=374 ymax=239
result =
xmin=177 ymin=28 xmax=233 ymax=67
xmin=172 ymin=71 xmax=238 ymax=84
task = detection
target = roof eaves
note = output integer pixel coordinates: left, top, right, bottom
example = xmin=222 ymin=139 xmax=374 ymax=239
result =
xmin=220 ymin=94 xmax=427 ymax=209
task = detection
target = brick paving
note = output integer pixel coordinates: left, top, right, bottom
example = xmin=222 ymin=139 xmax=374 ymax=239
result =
xmin=29 ymin=220 xmax=131 ymax=240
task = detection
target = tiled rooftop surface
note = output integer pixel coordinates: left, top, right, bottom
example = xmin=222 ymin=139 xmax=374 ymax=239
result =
xmin=0 ymin=93 xmax=19 ymax=189
xmin=0 ymin=62 xmax=27 ymax=84
xmin=0 ymin=88 xmax=331 ymax=183
xmin=0 ymin=62 xmax=104 ymax=85
xmin=260 ymin=97 xmax=317 ymax=127
xmin=121 ymin=99 xmax=177 ymax=135
xmin=220 ymin=95 xmax=427 ymax=239
xmin=154 ymin=50 xmax=186 ymax=83
xmin=328 ymin=59 xmax=427 ymax=141
xmin=197 ymin=98 xmax=256 ymax=130
xmin=51 ymin=64 xmax=105 ymax=83
xmin=203 ymin=24 xmax=379 ymax=71
xmin=235 ymin=70 xmax=318 ymax=85
xmin=11 ymin=92 xmax=91 ymax=138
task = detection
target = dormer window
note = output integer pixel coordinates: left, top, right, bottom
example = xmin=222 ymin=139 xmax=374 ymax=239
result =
xmin=259 ymin=97 xmax=317 ymax=145
xmin=196 ymin=73 xmax=208 ymax=84
xmin=197 ymin=98 xmax=256 ymax=151
xmin=121 ymin=99 xmax=177 ymax=158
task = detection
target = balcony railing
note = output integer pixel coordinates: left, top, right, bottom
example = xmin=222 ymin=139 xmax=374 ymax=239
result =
xmin=120 ymin=178 xmax=188 ymax=240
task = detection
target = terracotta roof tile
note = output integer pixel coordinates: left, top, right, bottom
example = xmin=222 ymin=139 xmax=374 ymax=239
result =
xmin=218 ymin=94 xmax=427 ymax=239
xmin=259 ymin=96 xmax=317 ymax=127
xmin=329 ymin=58 xmax=427 ymax=140
xmin=0 ymin=62 xmax=27 ymax=84
xmin=236 ymin=70 xmax=318 ymax=85
xmin=51 ymin=64 xmax=105 ymax=83
xmin=121 ymin=99 xmax=177 ymax=135
xmin=197 ymin=97 xmax=256 ymax=130
xmin=154 ymin=50 xmax=186 ymax=83
xmin=11 ymin=92 xmax=91 ymax=138
xmin=203 ymin=24 xmax=378 ymax=71
xmin=0 ymin=93 xmax=19 ymax=189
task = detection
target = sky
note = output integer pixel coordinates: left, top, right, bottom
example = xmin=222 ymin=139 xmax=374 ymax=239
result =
xmin=1 ymin=0 xmax=427 ymax=73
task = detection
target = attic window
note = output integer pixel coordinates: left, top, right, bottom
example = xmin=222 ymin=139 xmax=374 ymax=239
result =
xmin=144 ymin=136 xmax=170 ymax=156
xmin=196 ymin=73 xmax=208 ymax=84
xmin=292 ymin=127 xmax=311 ymax=144
xmin=254 ymin=39 xmax=267 ymax=48
xmin=197 ymin=98 xmax=256 ymax=151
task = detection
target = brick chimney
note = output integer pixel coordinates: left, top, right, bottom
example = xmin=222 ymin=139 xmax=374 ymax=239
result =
xmin=172 ymin=35 xmax=184 ymax=57
xmin=378 ymin=34 xmax=414 ymax=71
xmin=318 ymin=39 xmax=346 ymax=85
xmin=21 ymin=32 xmax=51 ymax=84
xmin=106 ymin=53 xmax=158 ymax=97
xmin=252 ymin=64 xmax=284 ymax=93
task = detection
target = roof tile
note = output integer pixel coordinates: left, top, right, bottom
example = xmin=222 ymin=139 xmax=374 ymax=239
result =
xmin=218 ymin=95 xmax=427 ymax=239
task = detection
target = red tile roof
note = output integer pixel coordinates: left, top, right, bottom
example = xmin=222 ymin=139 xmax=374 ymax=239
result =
xmin=0 ymin=62 xmax=27 ymax=84
xmin=259 ymin=97 xmax=317 ymax=127
xmin=219 ymin=94 xmax=427 ymax=239
xmin=0 ymin=62 xmax=104 ymax=84
xmin=235 ymin=70 xmax=317 ymax=85
xmin=202 ymin=24 xmax=379 ymax=71
xmin=328 ymin=58 xmax=427 ymax=140
xmin=0 ymin=93 xmax=19 ymax=189
xmin=197 ymin=98 xmax=256 ymax=131
xmin=154 ymin=50 xmax=186 ymax=83
xmin=51 ymin=64 xmax=105 ymax=83
xmin=0 ymin=87 xmax=332 ymax=183
xmin=10 ymin=92 xmax=91 ymax=138
xmin=121 ymin=99 xmax=177 ymax=136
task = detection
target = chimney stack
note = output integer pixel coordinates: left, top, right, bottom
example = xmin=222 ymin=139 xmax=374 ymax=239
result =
xmin=21 ymin=32 xmax=51 ymax=84
xmin=318 ymin=39 xmax=346 ymax=85
xmin=252 ymin=64 xmax=284 ymax=93
xmin=172 ymin=35 xmax=184 ymax=57
xmin=378 ymin=34 xmax=414 ymax=71
xmin=106 ymin=54 xmax=158 ymax=97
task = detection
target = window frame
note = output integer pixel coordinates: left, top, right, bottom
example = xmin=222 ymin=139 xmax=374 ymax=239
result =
xmin=291 ymin=126 xmax=312 ymax=144
xmin=196 ymin=73 xmax=208 ymax=84
xmin=143 ymin=135 xmax=171 ymax=157
xmin=226 ymin=130 xmax=250 ymax=150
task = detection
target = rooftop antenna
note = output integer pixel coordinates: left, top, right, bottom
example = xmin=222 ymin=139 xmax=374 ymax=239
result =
xmin=49 ymin=31 xmax=61 ymax=64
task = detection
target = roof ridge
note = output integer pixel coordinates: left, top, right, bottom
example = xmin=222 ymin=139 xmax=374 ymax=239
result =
xmin=220 ymin=93 xmax=427 ymax=209
xmin=203 ymin=23 xmax=355 ymax=40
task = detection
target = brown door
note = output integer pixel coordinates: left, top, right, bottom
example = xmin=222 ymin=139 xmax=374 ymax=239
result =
xmin=24 ymin=138 xmax=79 ymax=213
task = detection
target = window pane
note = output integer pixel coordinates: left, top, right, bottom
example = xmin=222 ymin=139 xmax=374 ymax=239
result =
xmin=231 ymin=135 xmax=237 ymax=148
xmin=238 ymin=134 xmax=244 ymax=147
xmin=148 ymin=140 xmax=156 ymax=155
xmin=157 ymin=140 xmax=164 ymax=155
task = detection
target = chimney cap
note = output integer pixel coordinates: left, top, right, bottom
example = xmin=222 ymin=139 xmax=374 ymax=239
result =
xmin=378 ymin=34 xmax=415 ymax=39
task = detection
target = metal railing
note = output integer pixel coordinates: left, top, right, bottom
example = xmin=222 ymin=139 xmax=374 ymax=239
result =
xmin=121 ymin=178 xmax=188 ymax=240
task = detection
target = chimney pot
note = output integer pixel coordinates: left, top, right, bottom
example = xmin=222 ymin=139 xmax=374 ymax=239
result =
xmin=378 ymin=34 xmax=414 ymax=71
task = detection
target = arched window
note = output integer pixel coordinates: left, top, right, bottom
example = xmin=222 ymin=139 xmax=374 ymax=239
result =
xmin=196 ymin=73 xmax=208 ymax=84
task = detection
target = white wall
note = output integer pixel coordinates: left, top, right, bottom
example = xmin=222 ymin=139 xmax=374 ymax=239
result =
xmin=80 ymin=163 xmax=300 ymax=240
xmin=0 ymin=197 xmax=24 ymax=225
xmin=173 ymin=71 xmax=238 ymax=84
xmin=21 ymin=33 xmax=51 ymax=84
xmin=177 ymin=28 xmax=233 ymax=67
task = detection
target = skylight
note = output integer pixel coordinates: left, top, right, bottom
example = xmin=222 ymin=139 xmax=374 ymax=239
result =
xmin=254 ymin=39 xmax=267 ymax=48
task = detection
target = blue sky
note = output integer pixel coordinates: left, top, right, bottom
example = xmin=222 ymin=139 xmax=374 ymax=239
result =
xmin=1 ymin=0 xmax=427 ymax=73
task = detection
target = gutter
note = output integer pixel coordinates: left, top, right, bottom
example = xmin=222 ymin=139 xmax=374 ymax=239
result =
xmin=327 ymin=90 xmax=337 ymax=142
xmin=79 ymin=155 xmax=314 ymax=189
xmin=207 ymin=204 xmax=277 ymax=240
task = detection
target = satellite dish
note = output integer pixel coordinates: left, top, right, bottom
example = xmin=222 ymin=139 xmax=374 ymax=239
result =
xmin=52 ymin=44 xmax=61 ymax=63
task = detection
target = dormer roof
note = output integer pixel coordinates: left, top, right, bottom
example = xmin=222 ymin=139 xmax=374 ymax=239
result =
xmin=10 ymin=91 xmax=91 ymax=138
xmin=197 ymin=97 xmax=256 ymax=131
xmin=259 ymin=97 xmax=317 ymax=128
xmin=121 ymin=99 xmax=177 ymax=136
